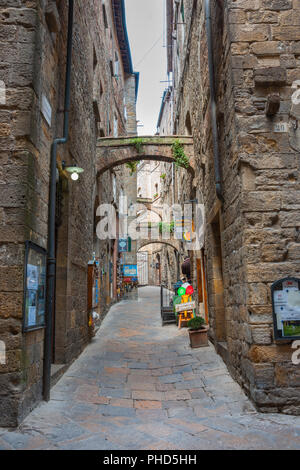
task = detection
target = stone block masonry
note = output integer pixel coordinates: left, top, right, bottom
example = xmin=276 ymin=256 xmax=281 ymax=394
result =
xmin=160 ymin=0 xmax=300 ymax=414
xmin=0 ymin=0 xmax=137 ymax=426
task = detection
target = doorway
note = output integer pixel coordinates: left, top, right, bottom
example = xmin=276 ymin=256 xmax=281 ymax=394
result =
xmin=211 ymin=213 xmax=226 ymax=344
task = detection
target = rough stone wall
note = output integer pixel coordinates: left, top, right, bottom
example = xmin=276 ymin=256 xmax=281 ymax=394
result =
xmin=124 ymin=73 xmax=137 ymax=136
xmin=228 ymin=0 xmax=300 ymax=413
xmin=0 ymin=0 xmax=133 ymax=426
xmin=0 ymin=0 xmax=42 ymax=428
xmin=165 ymin=0 xmax=300 ymax=413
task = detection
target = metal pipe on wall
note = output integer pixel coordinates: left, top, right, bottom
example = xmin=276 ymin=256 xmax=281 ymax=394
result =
xmin=43 ymin=0 xmax=74 ymax=401
xmin=205 ymin=0 xmax=224 ymax=203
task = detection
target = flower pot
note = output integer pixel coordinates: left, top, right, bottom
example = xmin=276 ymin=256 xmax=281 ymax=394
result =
xmin=188 ymin=326 xmax=209 ymax=348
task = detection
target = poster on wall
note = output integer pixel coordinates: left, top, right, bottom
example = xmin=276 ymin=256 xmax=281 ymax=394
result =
xmin=23 ymin=241 xmax=47 ymax=332
xmin=271 ymin=277 xmax=300 ymax=340
xmin=123 ymin=265 xmax=138 ymax=277
xmin=27 ymin=264 xmax=38 ymax=291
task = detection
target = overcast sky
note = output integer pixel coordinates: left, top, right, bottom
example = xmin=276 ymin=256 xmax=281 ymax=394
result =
xmin=125 ymin=0 xmax=168 ymax=135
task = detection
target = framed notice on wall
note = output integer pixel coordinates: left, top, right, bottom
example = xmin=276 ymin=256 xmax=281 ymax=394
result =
xmin=271 ymin=277 xmax=300 ymax=341
xmin=23 ymin=241 xmax=47 ymax=332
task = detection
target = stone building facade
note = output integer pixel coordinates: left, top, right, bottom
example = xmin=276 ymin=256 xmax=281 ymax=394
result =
xmin=160 ymin=0 xmax=300 ymax=413
xmin=0 ymin=0 xmax=137 ymax=426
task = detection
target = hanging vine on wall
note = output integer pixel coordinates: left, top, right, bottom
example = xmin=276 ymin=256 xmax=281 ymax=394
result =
xmin=125 ymin=161 xmax=140 ymax=175
xmin=125 ymin=138 xmax=147 ymax=174
xmin=172 ymin=139 xmax=189 ymax=169
xmin=147 ymin=221 xmax=175 ymax=234
xmin=130 ymin=137 xmax=145 ymax=153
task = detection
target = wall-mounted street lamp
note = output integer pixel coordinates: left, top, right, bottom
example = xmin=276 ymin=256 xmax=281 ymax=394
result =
xmin=62 ymin=162 xmax=84 ymax=181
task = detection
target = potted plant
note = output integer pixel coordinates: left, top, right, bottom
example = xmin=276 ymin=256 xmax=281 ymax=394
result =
xmin=187 ymin=316 xmax=209 ymax=348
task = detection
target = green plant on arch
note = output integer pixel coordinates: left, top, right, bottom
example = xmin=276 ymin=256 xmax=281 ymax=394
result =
xmin=125 ymin=161 xmax=140 ymax=175
xmin=172 ymin=139 xmax=189 ymax=170
xmin=130 ymin=137 xmax=145 ymax=153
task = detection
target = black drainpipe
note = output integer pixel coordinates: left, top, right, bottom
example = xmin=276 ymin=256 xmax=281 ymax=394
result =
xmin=205 ymin=0 xmax=224 ymax=203
xmin=43 ymin=0 xmax=74 ymax=401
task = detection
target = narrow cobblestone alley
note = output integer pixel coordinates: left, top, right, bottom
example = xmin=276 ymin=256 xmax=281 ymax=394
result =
xmin=0 ymin=287 xmax=299 ymax=450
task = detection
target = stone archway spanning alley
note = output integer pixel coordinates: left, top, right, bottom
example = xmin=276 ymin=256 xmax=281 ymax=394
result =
xmin=137 ymin=238 xmax=181 ymax=253
xmin=96 ymin=135 xmax=194 ymax=291
xmin=96 ymin=135 xmax=195 ymax=176
xmin=136 ymin=206 xmax=163 ymax=221
xmin=137 ymin=238 xmax=181 ymax=287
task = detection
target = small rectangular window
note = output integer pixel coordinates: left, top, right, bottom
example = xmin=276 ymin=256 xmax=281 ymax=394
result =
xmin=102 ymin=3 xmax=108 ymax=28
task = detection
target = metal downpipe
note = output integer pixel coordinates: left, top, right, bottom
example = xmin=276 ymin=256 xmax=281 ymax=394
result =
xmin=43 ymin=0 xmax=74 ymax=401
xmin=205 ymin=0 xmax=224 ymax=203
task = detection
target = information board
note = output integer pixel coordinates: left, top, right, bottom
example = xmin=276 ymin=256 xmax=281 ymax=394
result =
xmin=23 ymin=241 xmax=47 ymax=332
xmin=123 ymin=265 xmax=138 ymax=277
xmin=271 ymin=277 xmax=300 ymax=341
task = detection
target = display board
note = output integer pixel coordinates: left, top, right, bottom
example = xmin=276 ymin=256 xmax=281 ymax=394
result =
xmin=175 ymin=301 xmax=196 ymax=313
xmin=123 ymin=265 xmax=138 ymax=277
xmin=23 ymin=241 xmax=47 ymax=332
xmin=271 ymin=277 xmax=300 ymax=341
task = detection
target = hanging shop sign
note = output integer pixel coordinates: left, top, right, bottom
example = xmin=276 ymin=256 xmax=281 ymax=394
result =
xmin=271 ymin=277 xmax=300 ymax=341
xmin=123 ymin=264 xmax=138 ymax=277
xmin=23 ymin=241 xmax=47 ymax=332
xmin=174 ymin=216 xmax=193 ymax=243
xmin=118 ymin=238 xmax=128 ymax=253
xmin=120 ymin=252 xmax=135 ymax=265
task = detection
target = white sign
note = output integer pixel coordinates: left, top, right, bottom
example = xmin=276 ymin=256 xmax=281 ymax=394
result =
xmin=27 ymin=264 xmax=38 ymax=291
xmin=274 ymin=122 xmax=288 ymax=133
xmin=274 ymin=289 xmax=300 ymax=322
xmin=28 ymin=307 xmax=36 ymax=327
xmin=176 ymin=301 xmax=196 ymax=313
xmin=41 ymin=94 xmax=52 ymax=126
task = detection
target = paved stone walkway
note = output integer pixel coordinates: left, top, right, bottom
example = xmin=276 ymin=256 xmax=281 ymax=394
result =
xmin=1 ymin=286 xmax=299 ymax=450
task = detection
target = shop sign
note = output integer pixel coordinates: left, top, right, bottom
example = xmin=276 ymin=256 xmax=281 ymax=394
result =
xmin=123 ymin=277 xmax=138 ymax=283
xmin=174 ymin=216 xmax=193 ymax=243
xmin=271 ymin=277 xmax=300 ymax=340
xmin=118 ymin=238 xmax=128 ymax=252
xmin=23 ymin=241 xmax=47 ymax=332
xmin=120 ymin=253 xmax=135 ymax=265
xmin=123 ymin=265 xmax=138 ymax=277
xmin=176 ymin=301 xmax=196 ymax=313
